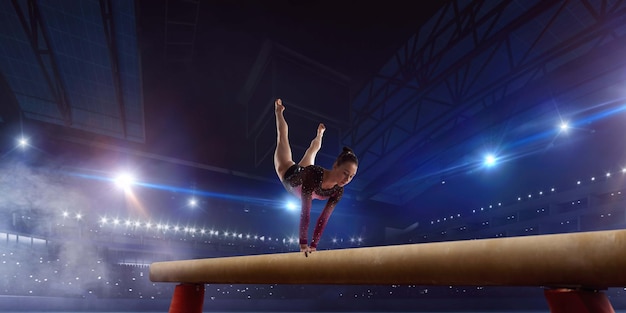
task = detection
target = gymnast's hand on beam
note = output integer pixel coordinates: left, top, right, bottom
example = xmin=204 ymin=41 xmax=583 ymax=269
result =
xmin=300 ymin=244 xmax=312 ymax=257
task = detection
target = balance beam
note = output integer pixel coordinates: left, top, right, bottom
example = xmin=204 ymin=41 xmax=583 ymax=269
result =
xmin=151 ymin=229 xmax=626 ymax=313
xmin=151 ymin=229 xmax=626 ymax=287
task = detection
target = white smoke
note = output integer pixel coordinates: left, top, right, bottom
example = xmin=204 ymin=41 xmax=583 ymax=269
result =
xmin=0 ymin=160 xmax=111 ymax=297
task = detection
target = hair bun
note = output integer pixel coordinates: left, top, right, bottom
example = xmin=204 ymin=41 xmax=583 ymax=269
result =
xmin=336 ymin=146 xmax=358 ymax=166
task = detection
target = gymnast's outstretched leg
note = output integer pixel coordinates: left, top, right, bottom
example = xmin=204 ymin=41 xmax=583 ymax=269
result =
xmin=298 ymin=123 xmax=325 ymax=167
xmin=273 ymin=98 xmax=314 ymax=256
xmin=274 ymin=98 xmax=296 ymax=179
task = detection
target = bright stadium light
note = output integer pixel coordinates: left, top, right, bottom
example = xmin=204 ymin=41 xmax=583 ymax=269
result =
xmin=188 ymin=198 xmax=198 ymax=207
xmin=559 ymin=121 xmax=569 ymax=132
xmin=17 ymin=137 xmax=28 ymax=148
xmin=484 ymin=154 xmax=497 ymax=167
xmin=114 ymin=172 xmax=135 ymax=190
xmin=286 ymin=201 xmax=298 ymax=211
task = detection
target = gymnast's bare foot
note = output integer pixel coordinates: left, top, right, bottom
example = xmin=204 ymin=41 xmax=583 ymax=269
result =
xmin=275 ymin=98 xmax=285 ymax=114
xmin=317 ymin=123 xmax=326 ymax=138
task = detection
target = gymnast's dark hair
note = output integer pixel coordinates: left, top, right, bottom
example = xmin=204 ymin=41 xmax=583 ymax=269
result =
xmin=335 ymin=146 xmax=358 ymax=166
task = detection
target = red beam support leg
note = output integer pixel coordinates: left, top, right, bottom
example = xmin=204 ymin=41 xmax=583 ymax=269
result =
xmin=544 ymin=288 xmax=614 ymax=313
xmin=168 ymin=283 xmax=205 ymax=313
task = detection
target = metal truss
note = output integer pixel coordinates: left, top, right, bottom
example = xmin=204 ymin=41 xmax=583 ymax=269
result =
xmin=11 ymin=0 xmax=72 ymax=126
xmin=100 ymin=0 xmax=127 ymax=138
xmin=344 ymin=0 xmax=626 ymax=204
xmin=164 ymin=0 xmax=200 ymax=63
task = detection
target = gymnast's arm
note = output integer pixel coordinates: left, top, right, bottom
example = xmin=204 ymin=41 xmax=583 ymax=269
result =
xmin=299 ymin=190 xmax=314 ymax=253
xmin=310 ymin=189 xmax=343 ymax=249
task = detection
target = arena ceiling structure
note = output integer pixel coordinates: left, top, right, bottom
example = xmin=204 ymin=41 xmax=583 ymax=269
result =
xmin=1 ymin=0 xmax=626 ymax=229
xmin=343 ymin=0 xmax=626 ymax=208
xmin=0 ymin=0 xmax=144 ymax=143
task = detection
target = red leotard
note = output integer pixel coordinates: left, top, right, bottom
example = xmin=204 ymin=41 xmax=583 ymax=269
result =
xmin=282 ymin=164 xmax=343 ymax=248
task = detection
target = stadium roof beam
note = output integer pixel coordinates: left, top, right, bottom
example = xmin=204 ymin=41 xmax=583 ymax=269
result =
xmin=11 ymin=0 xmax=72 ymax=126
xmin=343 ymin=0 xmax=626 ymax=204
xmin=163 ymin=0 xmax=201 ymax=63
xmin=99 ymin=0 xmax=127 ymax=138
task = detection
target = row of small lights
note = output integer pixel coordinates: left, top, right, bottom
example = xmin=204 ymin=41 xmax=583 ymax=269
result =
xmin=60 ymin=212 xmax=363 ymax=245
xmin=431 ymin=168 xmax=626 ymax=225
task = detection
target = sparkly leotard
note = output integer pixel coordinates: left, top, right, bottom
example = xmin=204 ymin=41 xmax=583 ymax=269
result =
xmin=282 ymin=164 xmax=343 ymax=248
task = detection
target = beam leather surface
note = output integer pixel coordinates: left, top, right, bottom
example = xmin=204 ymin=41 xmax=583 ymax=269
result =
xmin=150 ymin=229 xmax=626 ymax=288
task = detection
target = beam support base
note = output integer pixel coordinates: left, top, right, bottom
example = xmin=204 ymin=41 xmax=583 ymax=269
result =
xmin=544 ymin=288 xmax=614 ymax=313
xmin=168 ymin=283 xmax=204 ymax=313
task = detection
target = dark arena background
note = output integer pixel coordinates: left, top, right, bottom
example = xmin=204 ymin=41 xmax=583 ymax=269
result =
xmin=1 ymin=0 xmax=626 ymax=312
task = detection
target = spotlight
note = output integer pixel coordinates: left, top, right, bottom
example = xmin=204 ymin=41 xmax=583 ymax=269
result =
xmin=188 ymin=198 xmax=198 ymax=207
xmin=559 ymin=121 xmax=569 ymax=132
xmin=114 ymin=172 xmax=135 ymax=190
xmin=286 ymin=201 xmax=298 ymax=211
xmin=484 ymin=154 xmax=497 ymax=167
xmin=17 ymin=137 xmax=28 ymax=148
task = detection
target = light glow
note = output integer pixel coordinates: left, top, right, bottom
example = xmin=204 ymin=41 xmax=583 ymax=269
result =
xmin=484 ymin=154 xmax=497 ymax=167
xmin=114 ymin=172 xmax=136 ymax=190
xmin=286 ymin=201 xmax=298 ymax=211
xmin=18 ymin=137 xmax=28 ymax=148
xmin=188 ymin=198 xmax=197 ymax=207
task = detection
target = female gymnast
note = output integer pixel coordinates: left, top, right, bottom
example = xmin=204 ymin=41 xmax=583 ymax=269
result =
xmin=273 ymin=98 xmax=358 ymax=256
